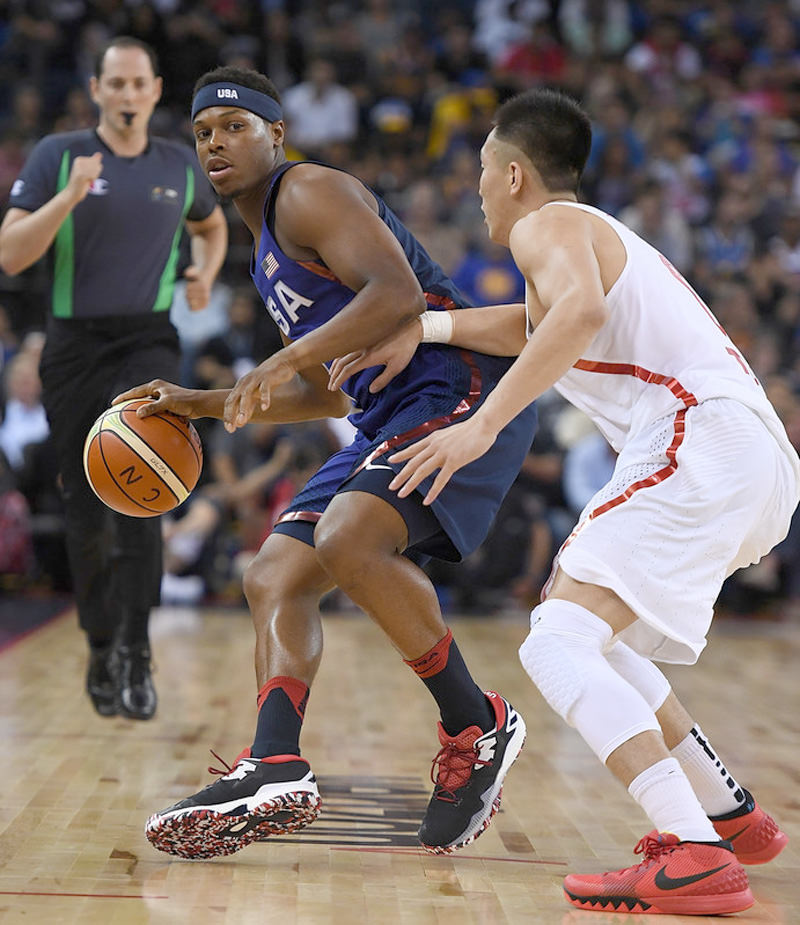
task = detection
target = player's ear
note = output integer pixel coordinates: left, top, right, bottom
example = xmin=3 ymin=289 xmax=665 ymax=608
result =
xmin=508 ymin=161 xmax=524 ymax=195
xmin=89 ymin=76 xmax=99 ymax=105
xmin=153 ymin=75 xmax=163 ymax=105
xmin=270 ymin=119 xmax=286 ymax=148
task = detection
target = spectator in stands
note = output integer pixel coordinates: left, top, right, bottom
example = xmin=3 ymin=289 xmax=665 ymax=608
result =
xmin=0 ymin=349 xmax=48 ymax=472
xmin=281 ymin=58 xmax=359 ymax=158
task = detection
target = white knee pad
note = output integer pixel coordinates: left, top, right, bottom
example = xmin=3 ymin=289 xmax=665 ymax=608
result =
xmin=518 ymin=599 xmax=661 ymax=763
xmin=606 ymin=640 xmax=672 ymax=713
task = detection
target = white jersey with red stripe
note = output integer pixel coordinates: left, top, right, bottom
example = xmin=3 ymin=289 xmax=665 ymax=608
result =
xmin=532 ymin=201 xmax=800 ymax=664
xmin=530 ymin=201 xmax=797 ymax=470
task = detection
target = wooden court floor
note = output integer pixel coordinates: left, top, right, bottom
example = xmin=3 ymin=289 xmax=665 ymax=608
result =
xmin=1 ymin=602 xmax=799 ymax=924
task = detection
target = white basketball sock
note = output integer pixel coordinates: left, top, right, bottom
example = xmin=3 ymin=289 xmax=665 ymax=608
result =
xmin=628 ymin=757 xmax=720 ymax=842
xmin=671 ymin=725 xmax=746 ymax=817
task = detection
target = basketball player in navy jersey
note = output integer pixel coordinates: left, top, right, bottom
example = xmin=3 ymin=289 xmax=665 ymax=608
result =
xmin=116 ymin=66 xmax=537 ymax=860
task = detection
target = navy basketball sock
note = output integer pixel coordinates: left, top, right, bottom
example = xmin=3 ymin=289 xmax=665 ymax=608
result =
xmin=405 ymin=630 xmax=493 ymax=736
xmin=251 ymin=676 xmax=309 ymax=758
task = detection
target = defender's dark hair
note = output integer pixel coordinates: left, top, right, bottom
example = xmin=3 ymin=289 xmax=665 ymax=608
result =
xmin=193 ymin=67 xmax=281 ymax=106
xmin=493 ymin=89 xmax=592 ymax=193
xmin=95 ymin=36 xmax=159 ymax=78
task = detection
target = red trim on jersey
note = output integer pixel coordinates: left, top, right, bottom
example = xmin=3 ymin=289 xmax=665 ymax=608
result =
xmin=274 ymin=510 xmax=322 ymax=526
xmin=658 ymin=253 xmax=726 ymax=334
xmin=351 ymin=349 xmax=482 ymax=476
xmin=572 ymin=359 xmax=699 ymax=406
xmin=425 ymin=292 xmax=458 ymax=310
xmin=297 ymin=260 xmax=341 ymax=283
xmin=542 ymin=353 xmax=700 ymax=601
xmin=542 ymin=408 xmax=691 ymax=600
xmin=589 ymin=407 xmax=688 ymax=518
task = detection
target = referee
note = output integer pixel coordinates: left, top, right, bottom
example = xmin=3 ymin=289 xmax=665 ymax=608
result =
xmin=0 ymin=37 xmax=227 ymax=720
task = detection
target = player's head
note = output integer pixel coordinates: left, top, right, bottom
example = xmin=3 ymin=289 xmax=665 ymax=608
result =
xmin=478 ymin=89 xmax=591 ymax=243
xmin=192 ymin=67 xmax=282 ymax=126
xmin=91 ymin=36 xmax=162 ymax=134
xmin=493 ymin=89 xmax=591 ymax=192
xmin=191 ymin=67 xmax=285 ymax=199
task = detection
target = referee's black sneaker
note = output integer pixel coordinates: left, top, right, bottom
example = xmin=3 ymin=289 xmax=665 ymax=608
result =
xmin=86 ymin=643 xmax=118 ymax=717
xmin=419 ymin=691 xmax=526 ymax=854
xmin=118 ymin=644 xmax=157 ymax=720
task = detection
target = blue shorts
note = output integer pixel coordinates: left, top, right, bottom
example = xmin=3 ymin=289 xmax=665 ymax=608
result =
xmin=273 ymin=352 xmax=538 ymax=562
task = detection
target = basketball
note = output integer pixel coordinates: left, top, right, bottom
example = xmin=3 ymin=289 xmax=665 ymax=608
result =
xmin=83 ymin=399 xmax=203 ymax=517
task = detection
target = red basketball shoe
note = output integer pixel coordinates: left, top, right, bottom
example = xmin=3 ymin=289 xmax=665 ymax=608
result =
xmin=563 ymin=832 xmax=753 ymax=915
xmin=710 ymin=789 xmax=789 ymax=864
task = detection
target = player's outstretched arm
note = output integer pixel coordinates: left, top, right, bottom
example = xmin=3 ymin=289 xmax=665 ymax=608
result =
xmin=327 ymin=302 xmax=529 ymax=393
xmin=116 ymin=363 xmax=351 ymax=430
xmin=387 ymin=208 xmax=609 ymax=504
xmin=113 ymin=381 xmax=228 ymax=419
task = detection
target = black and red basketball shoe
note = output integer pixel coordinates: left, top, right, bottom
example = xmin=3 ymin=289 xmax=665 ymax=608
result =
xmin=418 ymin=691 xmax=526 ymax=854
xmin=145 ymin=749 xmax=321 ymax=859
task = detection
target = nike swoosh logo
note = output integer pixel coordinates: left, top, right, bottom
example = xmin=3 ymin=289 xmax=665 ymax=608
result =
xmin=726 ymin=826 xmax=749 ymax=843
xmin=654 ymin=863 xmax=730 ymax=890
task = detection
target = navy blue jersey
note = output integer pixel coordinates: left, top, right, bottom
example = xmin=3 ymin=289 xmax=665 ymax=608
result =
xmin=8 ymin=130 xmax=219 ymax=319
xmin=250 ymin=161 xmax=517 ymax=440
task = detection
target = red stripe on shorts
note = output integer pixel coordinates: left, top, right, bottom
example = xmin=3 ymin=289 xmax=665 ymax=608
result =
xmin=542 ymin=362 xmax=699 ymax=600
xmin=351 ymin=349 xmax=482 ymax=476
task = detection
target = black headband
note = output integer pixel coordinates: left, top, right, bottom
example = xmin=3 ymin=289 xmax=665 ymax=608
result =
xmin=191 ymin=83 xmax=283 ymax=123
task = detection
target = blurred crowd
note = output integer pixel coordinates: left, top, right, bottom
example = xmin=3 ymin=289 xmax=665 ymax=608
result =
xmin=2 ymin=0 xmax=800 ymax=617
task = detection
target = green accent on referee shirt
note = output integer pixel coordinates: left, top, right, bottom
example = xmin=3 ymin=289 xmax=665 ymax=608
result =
xmin=52 ymin=150 xmax=75 ymax=317
xmin=152 ymin=165 xmax=195 ymax=312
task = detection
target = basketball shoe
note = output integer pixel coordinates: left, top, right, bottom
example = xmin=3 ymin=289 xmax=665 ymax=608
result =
xmin=418 ymin=691 xmax=526 ymax=854
xmin=145 ymin=750 xmax=321 ymax=859
xmin=563 ymin=832 xmax=754 ymax=915
xmin=710 ymin=789 xmax=789 ymax=864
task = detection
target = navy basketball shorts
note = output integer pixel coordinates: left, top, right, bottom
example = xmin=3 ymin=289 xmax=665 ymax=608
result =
xmin=272 ymin=401 xmax=538 ymax=564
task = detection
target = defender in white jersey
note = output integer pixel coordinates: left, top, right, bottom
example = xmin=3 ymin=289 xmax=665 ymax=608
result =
xmin=331 ymin=89 xmax=799 ymax=916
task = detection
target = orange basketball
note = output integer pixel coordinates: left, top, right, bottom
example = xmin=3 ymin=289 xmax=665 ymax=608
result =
xmin=83 ymin=399 xmax=203 ymax=517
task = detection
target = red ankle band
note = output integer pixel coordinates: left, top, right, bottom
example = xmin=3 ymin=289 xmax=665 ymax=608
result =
xmin=404 ymin=629 xmax=453 ymax=678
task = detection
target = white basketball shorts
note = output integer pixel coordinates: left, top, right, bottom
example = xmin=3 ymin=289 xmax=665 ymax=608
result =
xmin=546 ymin=398 xmax=800 ymax=664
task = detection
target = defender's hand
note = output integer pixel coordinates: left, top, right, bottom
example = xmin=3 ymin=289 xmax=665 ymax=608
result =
xmin=328 ymin=317 xmax=423 ymax=393
xmin=388 ymin=416 xmax=498 ymax=505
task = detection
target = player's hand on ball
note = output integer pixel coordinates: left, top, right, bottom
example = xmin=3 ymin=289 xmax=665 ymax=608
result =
xmin=113 ymin=380 xmax=198 ymax=419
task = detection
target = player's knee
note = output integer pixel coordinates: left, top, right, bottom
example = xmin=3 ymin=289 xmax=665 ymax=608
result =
xmin=314 ymin=511 xmax=392 ymax=586
xmin=242 ymin=552 xmax=275 ymax=609
xmin=241 ymin=541 xmax=297 ymax=609
xmin=605 ymin=641 xmax=671 ymax=712
xmin=518 ymin=599 xmax=612 ymax=723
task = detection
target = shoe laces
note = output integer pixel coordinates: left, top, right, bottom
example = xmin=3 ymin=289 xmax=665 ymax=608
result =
xmin=430 ymin=734 xmax=489 ymax=802
xmin=207 ymin=747 xmax=252 ymax=776
xmin=624 ymin=832 xmax=680 ymax=871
